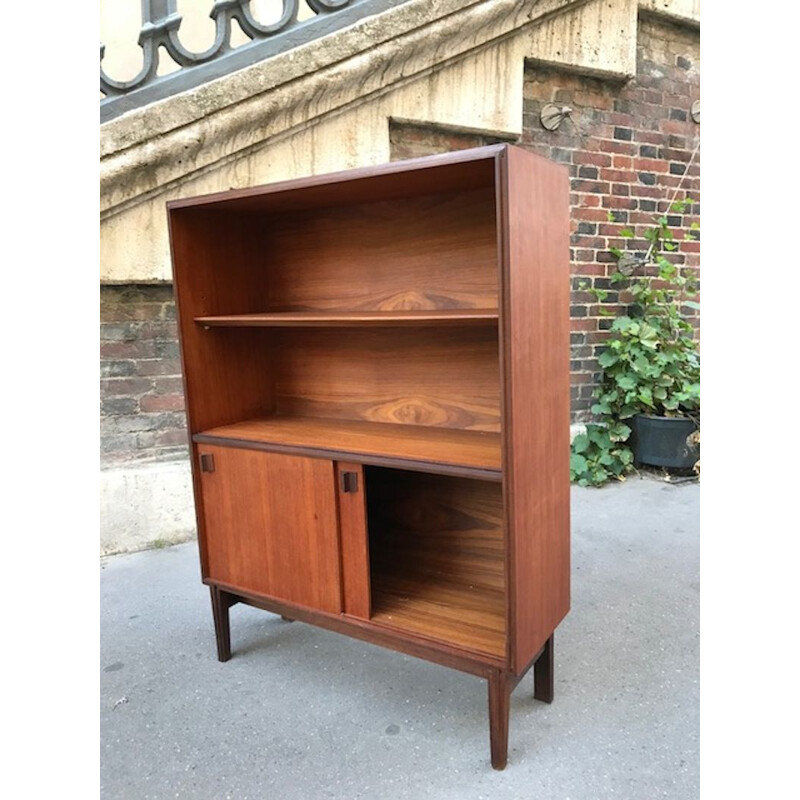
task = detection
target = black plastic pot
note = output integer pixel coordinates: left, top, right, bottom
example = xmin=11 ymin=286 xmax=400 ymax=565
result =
xmin=630 ymin=414 xmax=699 ymax=469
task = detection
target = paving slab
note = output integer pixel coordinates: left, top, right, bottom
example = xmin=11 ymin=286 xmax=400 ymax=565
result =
xmin=100 ymin=476 xmax=699 ymax=799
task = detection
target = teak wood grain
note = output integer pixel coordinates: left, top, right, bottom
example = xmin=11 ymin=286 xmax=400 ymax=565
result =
xmin=167 ymin=143 xmax=571 ymax=770
xmin=198 ymin=445 xmax=342 ymax=613
xmin=335 ymin=462 xmax=371 ymax=619
xmin=499 ymin=145 xmax=571 ymax=673
xmin=367 ymin=469 xmax=506 ymax=658
xmin=194 ymin=416 xmax=501 ymax=478
xmin=195 ymin=309 xmax=499 ymax=327
xmin=270 ymin=326 xmax=500 ymax=432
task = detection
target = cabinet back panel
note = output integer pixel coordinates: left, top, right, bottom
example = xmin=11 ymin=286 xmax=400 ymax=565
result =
xmin=367 ymin=469 xmax=505 ymax=592
xmin=272 ymin=327 xmax=501 ymax=432
xmin=258 ymin=187 xmax=498 ymax=312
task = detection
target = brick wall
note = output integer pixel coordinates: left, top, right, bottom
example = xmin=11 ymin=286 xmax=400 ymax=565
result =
xmin=391 ymin=16 xmax=700 ymax=421
xmin=99 ymin=15 xmax=699 ymax=465
xmin=520 ymin=15 xmax=700 ymax=419
xmin=100 ymin=286 xmax=188 ymax=464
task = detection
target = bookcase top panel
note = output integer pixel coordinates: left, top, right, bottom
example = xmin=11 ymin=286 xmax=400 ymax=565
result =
xmin=167 ymin=144 xmax=506 ymax=216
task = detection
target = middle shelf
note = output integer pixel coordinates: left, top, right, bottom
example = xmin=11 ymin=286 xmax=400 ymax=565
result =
xmin=193 ymin=416 xmax=502 ymax=480
xmin=195 ymin=309 xmax=499 ymax=328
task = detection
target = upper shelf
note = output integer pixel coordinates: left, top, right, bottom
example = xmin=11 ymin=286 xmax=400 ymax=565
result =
xmin=195 ymin=309 xmax=499 ymax=328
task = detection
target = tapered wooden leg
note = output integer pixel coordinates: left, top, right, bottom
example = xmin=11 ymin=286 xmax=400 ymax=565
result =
xmin=210 ymin=586 xmax=232 ymax=662
xmin=488 ymin=669 xmax=511 ymax=770
xmin=280 ymin=615 xmax=294 ymax=622
xmin=533 ymin=634 xmax=554 ymax=703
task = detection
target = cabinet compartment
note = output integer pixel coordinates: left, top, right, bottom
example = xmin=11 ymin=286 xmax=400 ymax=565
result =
xmin=365 ymin=467 xmax=506 ymax=658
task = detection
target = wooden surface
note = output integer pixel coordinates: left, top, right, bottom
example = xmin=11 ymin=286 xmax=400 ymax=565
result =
xmin=195 ymin=416 xmax=501 ymax=478
xmin=208 ymin=578 xmax=505 ymax=675
xmin=367 ymin=469 xmax=506 ymax=658
xmin=195 ymin=309 xmax=499 ymax=327
xmin=168 ymin=143 xmax=571 ymax=770
xmin=335 ymin=462 xmax=371 ymax=619
xmin=198 ymin=445 xmax=342 ymax=613
xmin=271 ymin=326 xmax=500 ymax=432
xmin=499 ymin=145 xmax=571 ymax=673
xmin=253 ymin=187 xmax=498 ymax=312
xmin=167 ymin=148 xmax=499 ymax=215
xmin=488 ymin=669 xmax=511 ymax=770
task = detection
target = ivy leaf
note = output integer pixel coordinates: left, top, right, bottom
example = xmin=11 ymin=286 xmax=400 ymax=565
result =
xmin=639 ymin=322 xmax=657 ymax=340
xmin=570 ymin=453 xmax=589 ymax=475
xmin=638 ymin=386 xmax=655 ymax=407
xmin=572 ymin=433 xmax=590 ymax=454
xmin=608 ymin=422 xmax=631 ymax=441
xmin=683 ymin=300 xmax=701 ymax=310
xmin=616 ymin=374 xmax=638 ymax=390
xmin=611 ymin=316 xmax=634 ymax=332
xmin=598 ymin=350 xmax=618 ymax=368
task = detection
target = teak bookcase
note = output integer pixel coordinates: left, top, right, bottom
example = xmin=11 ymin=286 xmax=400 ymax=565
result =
xmin=167 ymin=144 xmax=570 ymax=770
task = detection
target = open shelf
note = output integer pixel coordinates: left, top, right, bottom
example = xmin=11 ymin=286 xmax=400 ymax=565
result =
xmin=193 ymin=416 xmax=501 ymax=479
xmin=195 ymin=309 xmax=499 ymax=328
xmin=366 ymin=467 xmax=506 ymax=658
xmin=371 ymin=576 xmax=506 ymax=658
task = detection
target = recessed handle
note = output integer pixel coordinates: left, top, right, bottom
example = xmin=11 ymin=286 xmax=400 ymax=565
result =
xmin=340 ymin=471 xmax=358 ymax=493
xmin=200 ymin=453 xmax=215 ymax=473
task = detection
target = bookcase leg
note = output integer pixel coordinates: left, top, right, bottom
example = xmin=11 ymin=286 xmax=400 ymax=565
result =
xmin=533 ymin=634 xmax=554 ymax=703
xmin=488 ymin=669 xmax=511 ymax=770
xmin=210 ymin=586 xmax=232 ymax=663
xmin=280 ymin=616 xmax=294 ymax=623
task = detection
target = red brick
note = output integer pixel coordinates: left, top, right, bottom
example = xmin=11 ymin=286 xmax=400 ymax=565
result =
xmin=140 ymin=394 xmax=185 ymax=412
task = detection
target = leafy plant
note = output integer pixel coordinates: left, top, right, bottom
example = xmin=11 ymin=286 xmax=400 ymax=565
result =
xmin=570 ymin=422 xmax=634 ymax=487
xmin=570 ymin=197 xmax=700 ymax=487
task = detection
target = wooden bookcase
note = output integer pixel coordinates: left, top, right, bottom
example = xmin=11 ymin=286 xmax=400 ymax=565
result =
xmin=167 ymin=144 xmax=570 ymax=769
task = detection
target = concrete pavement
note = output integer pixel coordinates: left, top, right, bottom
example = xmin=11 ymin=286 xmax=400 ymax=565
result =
xmin=100 ymin=476 xmax=699 ymax=799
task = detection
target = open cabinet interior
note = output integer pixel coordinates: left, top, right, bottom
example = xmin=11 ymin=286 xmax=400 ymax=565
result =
xmin=365 ymin=467 xmax=506 ymax=658
xmin=171 ymin=158 xmax=503 ymax=478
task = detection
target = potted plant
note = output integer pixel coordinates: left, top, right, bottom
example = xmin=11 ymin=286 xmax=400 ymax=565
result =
xmin=570 ymin=198 xmax=699 ymax=485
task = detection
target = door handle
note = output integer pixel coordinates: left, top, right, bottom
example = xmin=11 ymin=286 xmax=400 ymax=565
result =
xmin=340 ymin=471 xmax=358 ymax=493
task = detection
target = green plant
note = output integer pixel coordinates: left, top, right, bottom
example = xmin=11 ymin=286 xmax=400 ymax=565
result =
xmin=570 ymin=421 xmax=634 ymax=487
xmin=570 ymin=196 xmax=700 ymax=487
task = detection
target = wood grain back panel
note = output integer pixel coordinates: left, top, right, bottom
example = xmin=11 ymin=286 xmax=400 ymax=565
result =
xmin=500 ymin=146 xmax=571 ymax=673
xmin=198 ymin=445 xmax=342 ymax=613
xmin=272 ymin=326 xmax=501 ymax=432
xmin=257 ymin=188 xmax=498 ymax=312
xmin=366 ymin=468 xmax=506 ymax=657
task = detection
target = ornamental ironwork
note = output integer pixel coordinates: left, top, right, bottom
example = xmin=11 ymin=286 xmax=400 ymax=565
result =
xmin=101 ymin=0 xmax=403 ymax=122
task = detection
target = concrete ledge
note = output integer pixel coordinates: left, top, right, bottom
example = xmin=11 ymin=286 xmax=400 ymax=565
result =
xmin=100 ymin=459 xmax=196 ymax=555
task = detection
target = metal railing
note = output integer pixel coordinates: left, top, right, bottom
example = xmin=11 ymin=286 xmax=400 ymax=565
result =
xmin=100 ymin=0 xmax=406 ymax=123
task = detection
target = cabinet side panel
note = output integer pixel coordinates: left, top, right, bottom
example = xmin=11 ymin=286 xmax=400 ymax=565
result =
xmin=502 ymin=147 xmax=571 ymax=674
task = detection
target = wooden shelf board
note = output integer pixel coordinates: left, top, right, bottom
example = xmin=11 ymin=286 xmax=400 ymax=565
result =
xmin=371 ymin=574 xmax=506 ymax=658
xmin=195 ymin=309 xmax=499 ymax=327
xmin=193 ymin=416 xmax=501 ymax=479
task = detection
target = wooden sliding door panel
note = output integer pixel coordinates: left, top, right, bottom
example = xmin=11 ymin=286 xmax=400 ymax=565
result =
xmin=198 ymin=445 xmax=342 ymax=614
xmin=335 ymin=462 xmax=371 ymax=619
xmin=500 ymin=146 xmax=571 ymax=673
